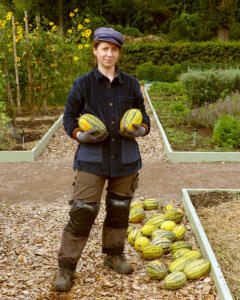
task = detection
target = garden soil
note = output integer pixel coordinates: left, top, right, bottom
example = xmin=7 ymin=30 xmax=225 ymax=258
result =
xmin=1 ymin=94 xmax=240 ymax=299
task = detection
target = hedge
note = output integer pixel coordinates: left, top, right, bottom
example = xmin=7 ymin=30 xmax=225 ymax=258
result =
xmin=119 ymin=41 xmax=240 ymax=76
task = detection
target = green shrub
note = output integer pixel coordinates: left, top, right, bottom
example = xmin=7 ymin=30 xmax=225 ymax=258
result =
xmin=213 ymin=115 xmax=240 ymax=149
xmin=169 ymin=13 xmax=212 ymax=42
xmin=170 ymin=102 xmax=189 ymax=125
xmin=120 ymin=41 xmax=240 ymax=76
xmin=136 ymin=62 xmax=157 ymax=81
xmin=230 ymin=23 xmax=240 ymax=40
xmin=180 ymin=69 xmax=240 ymax=107
xmin=148 ymin=81 xmax=185 ymax=96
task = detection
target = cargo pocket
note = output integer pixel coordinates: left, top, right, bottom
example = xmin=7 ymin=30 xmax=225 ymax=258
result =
xmin=130 ymin=172 xmax=139 ymax=194
xmin=121 ymin=138 xmax=140 ymax=164
xmin=77 ymin=143 xmax=103 ymax=163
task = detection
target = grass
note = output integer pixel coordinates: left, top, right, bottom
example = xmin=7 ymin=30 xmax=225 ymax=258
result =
xmin=191 ymin=192 xmax=240 ymax=299
xmin=148 ymin=82 xmax=240 ymax=152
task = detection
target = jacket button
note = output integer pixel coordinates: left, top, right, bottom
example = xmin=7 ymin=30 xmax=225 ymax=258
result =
xmin=111 ymin=155 xmax=115 ymax=159
xmin=111 ymin=121 xmax=115 ymax=125
xmin=109 ymin=102 xmax=113 ymax=106
xmin=111 ymin=138 xmax=115 ymax=142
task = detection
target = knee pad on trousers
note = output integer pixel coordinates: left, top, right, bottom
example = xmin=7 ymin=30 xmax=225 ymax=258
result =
xmin=65 ymin=200 xmax=98 ymax=236
xmin=105 ymin=193 xmax=131 ymax=228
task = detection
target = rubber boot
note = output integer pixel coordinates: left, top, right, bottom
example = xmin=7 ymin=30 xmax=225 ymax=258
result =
xmin=54 ymin=268 xmax=74 ymax=292
xmin=103 ymin=255 xmax=133 ymax=274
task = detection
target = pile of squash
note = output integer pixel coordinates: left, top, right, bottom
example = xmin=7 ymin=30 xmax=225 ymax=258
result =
xmin=128 ymin=199 xmax=211 ymax=290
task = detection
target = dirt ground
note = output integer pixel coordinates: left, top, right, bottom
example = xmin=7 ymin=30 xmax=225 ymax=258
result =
xmin=1 ymin=159 xmax=240 ymax=206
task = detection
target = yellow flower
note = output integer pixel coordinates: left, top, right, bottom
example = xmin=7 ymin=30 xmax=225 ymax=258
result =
xmin=84 ymin=44 xmax=89 ymax=48
xmin=67 ymin=29 xmax=72 ymax=34
xmin=50 ymin=63 xmax=55 ymax=68
xmin=8 ymin=48 xmax=13 ymax=53
xmin=1 ymin=20 xmax=6 ymax=28
xmin=7 ymin=34 xmax=11 ymax=38
xmin=84 ymin=18 xmax=90 ymax=23
xmin=17 ymin=57 xmax=21 ymax=62
xmin=81 ymin=32 xmax=86 ymax=37
xmin=18 ymin=34 xmax=23 ymax=39
xmin=73 ymin=57 xmax=79 ymax=61
xmin=78 ymin=44 xmax=83 ymax=49
xmin=6 ymin=12 xmax=12 ymax=20
xmin=15 ymin=38 xmax=19 ymax=43
xmin=17 ymin=26 xmax=23 ymax=32
xmin=49 ymin=22 xmax=54 ymax=26
xmin=69 ymin=12 xmax=74 ymax=17
xmin=86 ymin=29 xmax=92 ymax=34
xmin=17 ymin=63 xmax=21 ymax=67
xmin=29 ymin=24 xmax=33 ymax=27
xmin=78 ymin=24 xmax=83 ymax=30
xmin=51 ymin=25 xmax=57 ymax=32
xmin=74 ymin=8 xmax=79 ymax=12
xmin=15 ymin=21 xmax=19 ymax=25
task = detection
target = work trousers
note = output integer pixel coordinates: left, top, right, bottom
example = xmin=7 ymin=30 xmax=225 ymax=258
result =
xmin=58 ymin=170 xmax=139 ymax=270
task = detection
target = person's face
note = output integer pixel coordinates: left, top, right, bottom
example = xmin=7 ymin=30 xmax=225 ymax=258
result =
xmin=93 ymin=41 xmax=120 ymax=69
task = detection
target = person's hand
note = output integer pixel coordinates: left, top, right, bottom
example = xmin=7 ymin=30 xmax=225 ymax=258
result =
xmin=77 ymin=129 xmax=109 ymax=143
xmin=119 ymin=123 xmax=146 ymax=139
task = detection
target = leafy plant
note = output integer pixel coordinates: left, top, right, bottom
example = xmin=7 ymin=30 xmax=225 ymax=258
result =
xmin=184 ymin=93 xmax=240 ymax=129
xmin=213 ymin=115 xmax=240 ymax=149
xmin=180 ymin=69 xmax=240 ymax=107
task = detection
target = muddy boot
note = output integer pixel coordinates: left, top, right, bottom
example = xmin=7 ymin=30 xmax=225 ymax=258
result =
xmin=103 ymin=255 xmax=133 ymax=274
xmin=54 ymin=268 xmax=74 ymax=292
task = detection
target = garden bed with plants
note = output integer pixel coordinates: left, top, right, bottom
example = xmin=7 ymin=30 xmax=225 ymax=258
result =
xmin=148 ymin=73 xmax=240 ymax=153
xmin=190 ymin=191 xmax=240 ymax=300
xmin=1 ymin=108 xmax=63 ymax=151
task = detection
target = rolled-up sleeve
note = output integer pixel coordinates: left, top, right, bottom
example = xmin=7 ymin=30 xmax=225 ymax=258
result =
xmin=63 ymin=78 xmax=85 ymax=138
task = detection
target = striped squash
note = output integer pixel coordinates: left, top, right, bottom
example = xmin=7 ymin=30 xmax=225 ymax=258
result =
xmin=164 ymin=208 xmax=184 ymax=223
xmin=160 ymin=220 xmax=176 ymax=231
xmin=120 ymin=109 xmax=143 ymax=131
xmin=141 ymin=224 xmax=158 ymax=237
xmin=127 ymin=226 xmax=134 ymax=236
xmin=141 ymin=245 xmax=163 ymax=259
xmin=172 ymin=248 xmax=191 ymax=260
xmin=143 ymin=198 xmax=159 ymax=210
xmin=163 ymin=204 xmax=175 ymax=213
xmin=145 ymin=215 xmax=166 ymax=227
xmin=127 ymin=229 xmax=141 ymax=245
xmin=134 ymin=236 xmax=150 ymax=251
xmin=173 ymin=225 xmax=186 ymax=240
xmin=184 ymin=259 xmax=211 ymax=279
xmin=146 ymin=261 xmax=167 ymax=280
xmin=170 ymin=241 xmax=192 ymax=254
xmin=151 ymin=229 xmax=176 ymax=242
xmin=129 ymin=207 xmax=145 ymax=223
xmin=163 ymin=272 xmax=187 ymax=290
xmin=169 ymin=251 xmax=201 ymax=273
xmin=147 ymin=213 xmax=166 ymax=220
xmin=78 ymin=114 xmax=106 ymax=134
xmin=130 ymin=200 xmax=144 ymax=209
xmin=150 ymin=238 xmax=172 ymax=254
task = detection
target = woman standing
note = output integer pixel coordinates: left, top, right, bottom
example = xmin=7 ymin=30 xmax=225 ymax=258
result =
xmin=54 ymin=27 xmax=150 ymax=292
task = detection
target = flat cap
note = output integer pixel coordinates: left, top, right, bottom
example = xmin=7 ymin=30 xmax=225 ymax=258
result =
xmin=94 ymin=27 xmax=124 ymax=48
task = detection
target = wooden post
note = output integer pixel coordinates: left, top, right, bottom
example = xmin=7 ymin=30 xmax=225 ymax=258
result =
xmin=12 ymin=15 xmax=21 ymax=114
xmin=24 ymin=11 xmax=33 ymax=115
xmin=0 ymin=21 xmax=16 ymax=126
xmin=36 ymin=14 xmax=40 ymax=39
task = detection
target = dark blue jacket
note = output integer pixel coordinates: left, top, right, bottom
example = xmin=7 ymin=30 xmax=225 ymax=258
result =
xmin=63 ymin=67 xmax=150 ymax=177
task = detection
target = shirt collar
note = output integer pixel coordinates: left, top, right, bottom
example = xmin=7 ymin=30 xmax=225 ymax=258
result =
xmin=93 ymin=66 xmax=124 ymax=84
